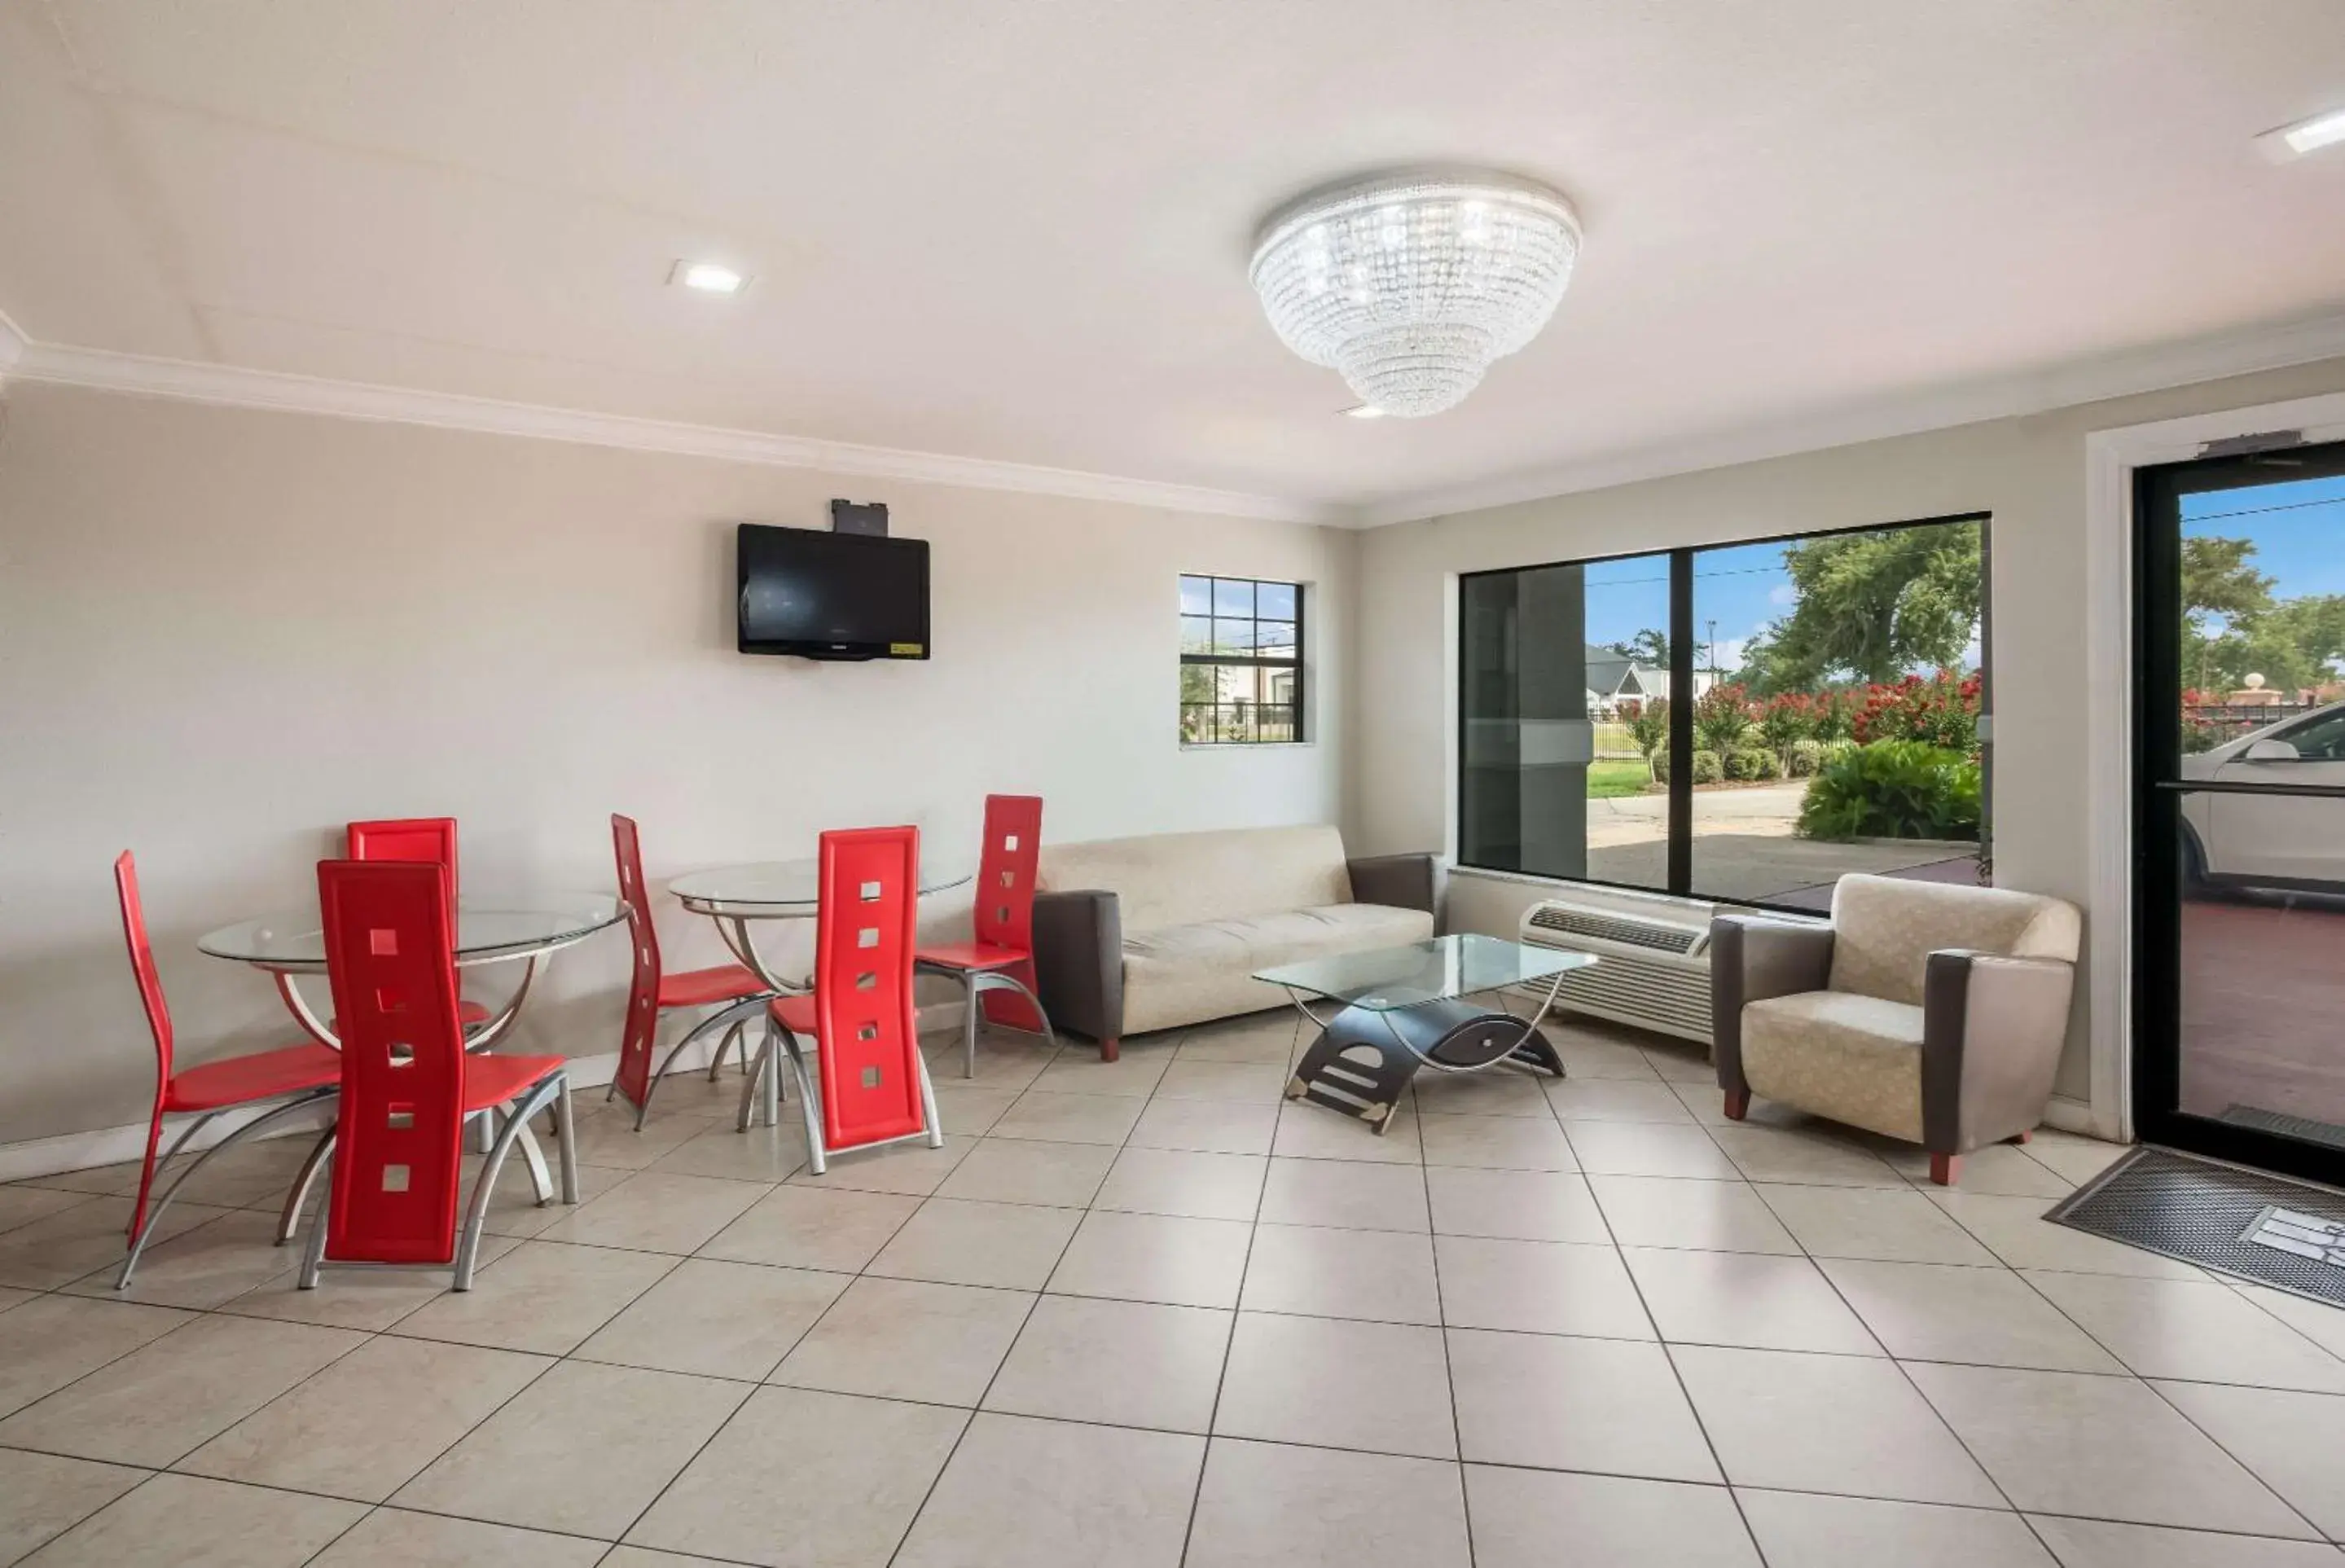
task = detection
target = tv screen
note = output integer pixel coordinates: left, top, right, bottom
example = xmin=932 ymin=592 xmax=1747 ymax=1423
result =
xmin=736 ymin=524 xmax=930 ymax=661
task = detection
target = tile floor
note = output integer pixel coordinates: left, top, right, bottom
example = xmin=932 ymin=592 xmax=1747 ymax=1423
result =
xmin=2 ymin=1004 xmax=2343 ymax=1566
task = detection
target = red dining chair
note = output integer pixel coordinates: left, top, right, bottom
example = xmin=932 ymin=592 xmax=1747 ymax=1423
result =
xmin=345 ymin=818 xmax=492 ymax=1030
xmin=113 ymin=851 xmax=341 ymax=1290
xmin=297 ymin=859 xmax=576 ymax=1292
xmin=609 ymin=815 xmax=776 ymax=1128
xmin=745 ymin=825 xmax=939 ymax=1175
xmin=914 ymin=795 xmax=1056 ymax=1078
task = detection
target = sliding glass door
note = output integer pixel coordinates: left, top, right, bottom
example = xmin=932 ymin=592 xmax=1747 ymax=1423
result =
xmin=2134 ymin=441 xmax=2345 ymax=1184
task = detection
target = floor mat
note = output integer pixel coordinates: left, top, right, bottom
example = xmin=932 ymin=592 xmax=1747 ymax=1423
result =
xmin=2046 ymin=1145 xmax=2345 ymax=1307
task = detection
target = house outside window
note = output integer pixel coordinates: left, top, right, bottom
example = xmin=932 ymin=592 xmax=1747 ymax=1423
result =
xmin=1181 ymin=574 xmax=1303 ymax=744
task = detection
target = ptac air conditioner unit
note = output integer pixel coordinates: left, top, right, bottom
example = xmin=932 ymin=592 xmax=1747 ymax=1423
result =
xmin=1516 ymin=890 xmax=1715 ymax=1045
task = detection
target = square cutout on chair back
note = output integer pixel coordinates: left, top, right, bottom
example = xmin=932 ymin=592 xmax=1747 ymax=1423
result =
xmin=369 ymin=928 xmax=399 ymax=957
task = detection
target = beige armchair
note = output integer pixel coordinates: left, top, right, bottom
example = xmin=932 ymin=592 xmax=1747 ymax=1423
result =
xmin=1710 ymin=874 xmax=2083 ymax=1185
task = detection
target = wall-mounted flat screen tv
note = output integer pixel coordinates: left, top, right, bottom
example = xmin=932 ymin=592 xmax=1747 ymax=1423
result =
xmin=736 ymin=523 xmax=930 ymax=661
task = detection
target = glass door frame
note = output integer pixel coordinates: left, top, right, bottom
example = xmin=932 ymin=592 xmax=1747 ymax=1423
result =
xmin=2131 ymin=443 xmax=2345 ymax=1188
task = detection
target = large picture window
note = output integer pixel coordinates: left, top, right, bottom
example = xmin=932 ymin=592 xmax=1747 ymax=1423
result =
xmin=1181 ymin=574 xmax=1303 ymax=744
xmin=1458 ymin=515 xmax=1988 ymax=911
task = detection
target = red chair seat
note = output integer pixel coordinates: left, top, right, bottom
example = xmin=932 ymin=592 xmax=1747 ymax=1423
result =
xmin=913 ymin=940 xmax=1028 ymax=973
xmin=460 ymin=1053 xmax=568 ymax=1113
xmin=658 ymin=964 xmax=770 ymax=1008
xmin=165 ymin=1043 xmax=342 ymax=1113
xmin=767 ymin=994 xmax=817 ymax=1034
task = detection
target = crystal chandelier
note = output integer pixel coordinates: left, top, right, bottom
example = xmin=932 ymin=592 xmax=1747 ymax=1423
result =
xmin=1249 ymin=169 xmax=1582 ymax=418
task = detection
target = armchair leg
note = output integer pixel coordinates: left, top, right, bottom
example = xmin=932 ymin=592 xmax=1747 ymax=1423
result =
xmin=1929 ymin=1153 xmax=1961 ymax=1186
xmin=1098 ymin=1036 xmax=1119 ymax=1064
xmin=2005 ymin=1129 xmax=2033 ymax=1145
xmin=1722 ymin=1089 xmax=1749 ymax=1121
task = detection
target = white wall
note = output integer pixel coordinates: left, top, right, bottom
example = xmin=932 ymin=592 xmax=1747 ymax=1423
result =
xmin=0 ymin=384 xmax=1355 ymax=1144
xmin=1353 ymin=357 xmax=2345 ymax=1108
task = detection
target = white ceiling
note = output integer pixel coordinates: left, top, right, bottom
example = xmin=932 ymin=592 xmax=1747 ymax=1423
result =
xmin=5 ymin=0 xmax=2345 ymax=520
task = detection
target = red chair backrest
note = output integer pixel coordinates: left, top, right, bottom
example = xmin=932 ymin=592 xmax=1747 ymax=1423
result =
xmin=815 ymin=825 xmax=925 ymax=1152
xmin=972 ymin=795 xmax=1043 ymax=953
xmin=345 ymin=818 xmax=459 ymax=924
xmin=113 ymin=850 xmax=173 ymax=1085
xmin=610 ymin=814 xmax=664 ymax=1109
xmin=316 ymin=859 xmax=468 ymax=1266
xmin=973 ymin=795 xmax=1045 ymax=1030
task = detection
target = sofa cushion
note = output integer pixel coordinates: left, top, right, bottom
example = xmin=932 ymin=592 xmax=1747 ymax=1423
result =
xmin=1827 ymin=874 xmax=2082 ymax=1006
xmin=1038 ymin=825 xmax=1353 ymax=933
xmin=1741 ymin=990 xmax=1926 ymax=1143
xmin=1121 ymin=902 xmax=1435 ymax=1036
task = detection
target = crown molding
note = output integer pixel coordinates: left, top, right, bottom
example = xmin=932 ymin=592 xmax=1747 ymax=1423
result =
xmin=7 ymin=339 xmax=1337 ymax=525
xmin=1354 ymin=308 xmax=2345 ymax=527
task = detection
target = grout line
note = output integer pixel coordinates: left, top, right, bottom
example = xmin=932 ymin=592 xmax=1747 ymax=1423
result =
xmin=1572 ymin=1055 xmax=1774 ymax=1568
xmin=1173 ymin=1012 xmax=1283 ymax=1568
xmin=878 ymin=1021 xmax=1153 ymax=1567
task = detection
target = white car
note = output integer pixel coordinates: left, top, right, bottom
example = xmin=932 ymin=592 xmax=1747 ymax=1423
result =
xmin=2180 ymin=699 xmax=2345 ymax=891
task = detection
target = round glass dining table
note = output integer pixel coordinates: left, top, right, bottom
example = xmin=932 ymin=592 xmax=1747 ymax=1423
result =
xmin=200 ymin=895 xmax=625 ymax=1051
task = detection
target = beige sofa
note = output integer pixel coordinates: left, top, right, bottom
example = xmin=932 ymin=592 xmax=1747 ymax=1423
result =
xmin=1711 ymin=872 xmax=2083 ymax=1184
xmin=1028 ymin=825 xmax=1438 ymax=1058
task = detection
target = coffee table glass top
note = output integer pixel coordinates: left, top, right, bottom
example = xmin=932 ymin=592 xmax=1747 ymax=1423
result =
xmin=1254 ymin=933 xmax=1595 ymax=1013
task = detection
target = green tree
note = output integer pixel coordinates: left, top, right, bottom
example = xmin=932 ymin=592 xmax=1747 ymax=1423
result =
xmin=1610 ymin=628 xmax=1670 ymax=669
xmin=1741 ymin=521 xmax=1980 ymax=692
xmin=2180 ymin=536 xmax=2274 ymax=630
xmin=2176 ymin=536 xmax=2345 ymax=696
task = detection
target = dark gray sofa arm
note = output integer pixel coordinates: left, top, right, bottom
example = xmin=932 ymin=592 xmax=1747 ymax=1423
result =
xmin=1347 ymin=852 xmax=1440 ymax=916
xmin=1710 ymin=915 xmax=1835 ymax=1103
xmin=1921 ymin=950 xmax=2076 ymax=1157
xmin=1031 ymin=889 xmax=1124 ymax=1061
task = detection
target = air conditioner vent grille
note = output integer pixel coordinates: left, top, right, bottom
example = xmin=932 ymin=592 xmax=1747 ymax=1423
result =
xmin=1526 ymin=904 xmax=1702 ymax=955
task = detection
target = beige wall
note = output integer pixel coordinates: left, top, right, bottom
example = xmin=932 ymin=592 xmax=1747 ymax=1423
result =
xmin=1353 ymin=357 xmax=2345 ymax=1103
xmin=0 ymin=384 xmax=1355 ymax=1144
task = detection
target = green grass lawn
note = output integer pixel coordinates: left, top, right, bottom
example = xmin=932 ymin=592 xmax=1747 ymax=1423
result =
xmin=1587 ymin=758 xmax=1656 ymax=797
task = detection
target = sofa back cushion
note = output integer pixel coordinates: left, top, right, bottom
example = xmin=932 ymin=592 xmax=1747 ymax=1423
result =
xmin=1037 ymin=825 xmax=1352 ymax=932
xmin=1828 ymin=872 xmax=2082 ymax=1005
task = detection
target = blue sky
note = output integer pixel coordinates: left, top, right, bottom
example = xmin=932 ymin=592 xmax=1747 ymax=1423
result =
xmin=1582 ymin=539 xmax=1864 ymax=674
xmin=1578 ymin=473 xmax=2345 ymax=678
xmin=2180 ymin=472 xmax=2345 ymax=608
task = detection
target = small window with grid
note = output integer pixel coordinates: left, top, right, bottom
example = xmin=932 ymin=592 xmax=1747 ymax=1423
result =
xmin=1179 ymin=574 xmax=1303 ymax=744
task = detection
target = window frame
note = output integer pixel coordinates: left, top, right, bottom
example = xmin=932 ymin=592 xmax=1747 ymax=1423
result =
xmin=1455 ymin=510 xmax=1991 ymax=915
xmin=1179 ymin=573 xmax=1306 ymax=746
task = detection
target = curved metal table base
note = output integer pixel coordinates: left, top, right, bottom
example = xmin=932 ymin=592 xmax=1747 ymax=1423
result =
xmin=1284 ymin=973 xmax=1570 ymax=1135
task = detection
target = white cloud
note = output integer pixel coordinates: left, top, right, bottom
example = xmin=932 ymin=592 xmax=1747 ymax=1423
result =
xmin=1768 ymin=583 xmax=1797 ymax=607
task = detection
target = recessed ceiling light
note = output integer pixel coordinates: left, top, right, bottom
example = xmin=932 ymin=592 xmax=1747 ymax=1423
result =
xmin=671 ymin=260 xmax=747 ymax=294
xmin=2258 ymin=108 xmax=2345 ymax=160
xmin=1339 ymin=403 xmax=1387 ymax=419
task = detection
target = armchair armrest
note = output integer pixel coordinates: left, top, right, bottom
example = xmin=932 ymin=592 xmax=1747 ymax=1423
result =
xmin=1921 ymin=950 xmax=2076 ymax=1154
xmin=1030 ymin=889 xmax=1124 ymax=1058
xmin=1346 ymin=852 xmax=1441 ymax=916
xmin=1710 ymin=915 xmax=1836 ymax=1097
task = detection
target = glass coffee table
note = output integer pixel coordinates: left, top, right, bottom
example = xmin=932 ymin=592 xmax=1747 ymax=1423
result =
xmin=1256 ymin=933 xmax=1596 ymax=1133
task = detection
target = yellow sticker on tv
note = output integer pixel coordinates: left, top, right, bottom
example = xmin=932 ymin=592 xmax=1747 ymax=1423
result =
xmin=891 ymin=642 xmax=924 ymax=657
